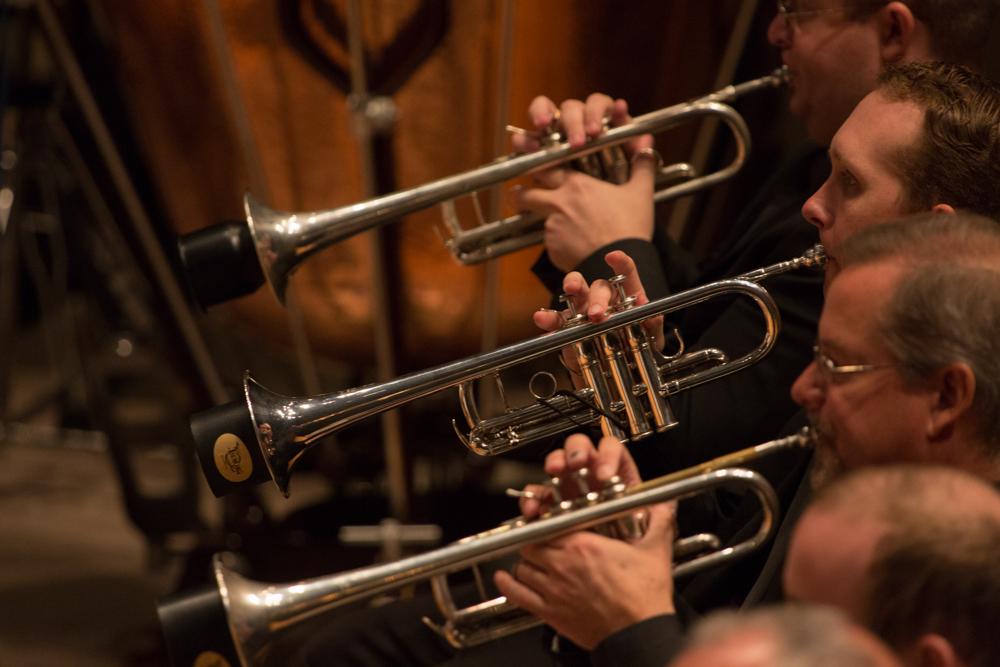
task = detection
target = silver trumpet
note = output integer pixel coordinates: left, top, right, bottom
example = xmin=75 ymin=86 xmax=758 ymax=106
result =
xmin=177 ymin=69 xmax=787 ymax=307
xmin=205 ymin=429 xmax=813 ymax=664
xmin=190 ymin=245 xmax=823 ymax=498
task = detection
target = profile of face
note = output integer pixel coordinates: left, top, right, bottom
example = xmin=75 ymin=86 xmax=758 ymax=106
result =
xmin=768 ymin=0 xmax=885 ymax=144
xmin=800 ymin=91 xmax=926 ymax=286
xmin=790 ymin=262 xmax=935 ymax=488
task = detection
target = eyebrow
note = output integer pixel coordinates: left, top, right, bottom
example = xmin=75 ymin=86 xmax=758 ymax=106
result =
xmin=816 ymin=337 xmax=850 ymax=359
xmin=827 ymin=144 xmax=858 ymax=175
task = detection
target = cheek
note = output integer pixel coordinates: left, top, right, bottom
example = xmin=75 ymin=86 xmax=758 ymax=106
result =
xmin=835 ymin=403 xmax=916 ymax=468
xmin=842 ymin=193 xmax=908 ymax=235
xmin=822 ymin=393 xmax=881 ymax=464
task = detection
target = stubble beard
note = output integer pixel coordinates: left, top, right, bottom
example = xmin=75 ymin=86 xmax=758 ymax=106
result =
xmin=808 ymin=419 xmax=846 ymax=491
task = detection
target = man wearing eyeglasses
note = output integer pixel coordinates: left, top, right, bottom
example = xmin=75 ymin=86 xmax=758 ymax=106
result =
xmin=790 ymin=213 xmax=1000 ymax=492
xmin=497 ymin=59 xmax=1000 ymax=652
xmin=498 ymin=212 xmax=1000 ymax=666
xmin=294 ymin=13 xmax=1000 ymax=667
xmin=522 ymin=1 xmax=997 ymax=480
xmin=771 ymin=1 xmax=993 ymax=147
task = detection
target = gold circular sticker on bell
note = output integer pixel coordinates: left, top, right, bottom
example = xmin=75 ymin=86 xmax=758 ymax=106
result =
xmin=193 ymin=651 xmax=232 ymax=667
xmin=214 ymin=433 xmax=252 ymax=483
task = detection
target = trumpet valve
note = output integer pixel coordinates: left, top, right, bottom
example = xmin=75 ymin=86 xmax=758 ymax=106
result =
xmin=548 ymin=476 xmax=564 ymax=505
xmin=600 ymin=474 xmax=629 ymax=499
xmin=608 ymin=274 xmax=638 ymax=311
xmin=557 ymin=293 xmax=588 ymax=327
xmin=570 ymin=467 xmax=589 ymax=495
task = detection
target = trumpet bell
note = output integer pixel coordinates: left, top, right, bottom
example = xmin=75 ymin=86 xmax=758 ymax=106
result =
xmin=244 ymin=194 xmax=296 ymax=305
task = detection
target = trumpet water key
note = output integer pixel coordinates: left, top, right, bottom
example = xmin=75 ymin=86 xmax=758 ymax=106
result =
xmin=190 ymin=246 xmax=823 ymax=498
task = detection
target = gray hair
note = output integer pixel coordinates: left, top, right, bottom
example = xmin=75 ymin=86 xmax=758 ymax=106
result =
xmin=684 ymin=605 xmax=890 ymax=667
xmin=838 ymin=212 xmax=1000 ymax=454
xmin=807 ymin=465 xmax=1000 ymax=667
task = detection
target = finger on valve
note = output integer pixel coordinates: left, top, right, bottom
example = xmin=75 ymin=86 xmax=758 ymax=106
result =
xmin=593 ymin=435 xmax=643 ymax=487
xmin=506 ymin=483 xmax=551 ymax=520
xmin=604 ymin=250 xmax=665 ymax=348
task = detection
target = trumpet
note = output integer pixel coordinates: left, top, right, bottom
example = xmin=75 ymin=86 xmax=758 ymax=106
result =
xmin=190 ymin=245 xmax=824 ymax=498
xmin=166 ymin=429 xmax=813 ymax=665
xmin=178 ymin=69 xmax=788 ymax=307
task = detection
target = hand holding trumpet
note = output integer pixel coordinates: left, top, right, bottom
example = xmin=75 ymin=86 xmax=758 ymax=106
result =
xmin=534 ymin=249 xmax=667 ymax=387
xmin=510 ymin=93 xmax=658 ymax=272
xmin=495 ymin=434 xmax=678 ymax=650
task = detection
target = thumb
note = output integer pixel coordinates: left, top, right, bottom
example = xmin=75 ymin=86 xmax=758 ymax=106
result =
xmin=532 ymin=308 xmax=563 ymax=333
xmin=516 ymin=185 xmax=564 ymax=216
xmin=640 ymin=501 xmax=678 ymax=549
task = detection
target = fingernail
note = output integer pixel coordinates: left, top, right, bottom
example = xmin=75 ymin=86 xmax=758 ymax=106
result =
xmin=568 ymin=450 xmax=583 ymax=461
xmin=598 ymin=464 xmax=613 ymax=479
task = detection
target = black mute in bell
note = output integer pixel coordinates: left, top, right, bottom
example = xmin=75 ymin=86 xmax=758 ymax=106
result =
xmin=191 ymin=398 xmax=273 ymax=497
xmin=158 ymin=584 xmax=241 ymax=667
xmin=177 ymin=221 xmax=266 ymax=308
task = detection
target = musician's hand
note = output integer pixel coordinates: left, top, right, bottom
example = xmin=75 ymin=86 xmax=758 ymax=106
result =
xmin=494 ymin=500 xmax=678 ymax=650
xmin=517 ymin=434 xmax=642 ymax=520
xmin=510 ymin=94 xmax=656 ymax=272
xmin=533 ymin=250 xmax=665 ymax=350
xmin=512 ymin=93 xmax=639 ymax=155
xmin=518 ymin=158 xmax=656 ymax=272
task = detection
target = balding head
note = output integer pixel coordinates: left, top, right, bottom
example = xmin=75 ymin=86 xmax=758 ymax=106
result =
xmin=784 ymin=465 xmax=1000 ymax=666
xmin=670 ymin=605 xmax=901 ymax=667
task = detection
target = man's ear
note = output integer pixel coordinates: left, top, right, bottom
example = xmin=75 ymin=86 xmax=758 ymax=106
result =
xmin=911 ymin=633 xmax=962 ymax=667
xmin=931 ymin=203 xmax=956 ymax=215
xmin=926 ymin=362 xmax=976 ymax=442
xmin=876 ymin=2 xmax=920 ymax=63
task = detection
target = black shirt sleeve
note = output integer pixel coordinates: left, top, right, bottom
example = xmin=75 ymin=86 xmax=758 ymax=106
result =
xmin=590 ymin=614 xmax=685 ymax=667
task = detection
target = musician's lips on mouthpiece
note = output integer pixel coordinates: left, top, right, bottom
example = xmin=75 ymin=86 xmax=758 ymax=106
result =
xmin=806 ymin=416 xmax=835 ymax=454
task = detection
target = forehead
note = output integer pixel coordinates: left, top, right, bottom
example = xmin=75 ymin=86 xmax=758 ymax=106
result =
xmin=831 ymin=92 xmax=924 ymax=177
xmin=784 ymin=507 xmax=884 ymax=601
xmin=819 ymin=262 xmax=903 ymax=351
xmin=786 ymin=0 xmax=838 ymax=9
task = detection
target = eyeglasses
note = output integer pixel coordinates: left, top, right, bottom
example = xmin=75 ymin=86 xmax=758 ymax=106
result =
xmin=775 ymin=1 xmax=880 ymax=34
xmin=812 ymin=345 xmax=896 ymax=381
